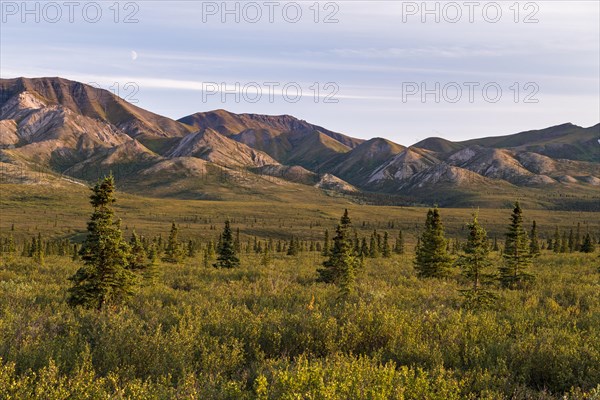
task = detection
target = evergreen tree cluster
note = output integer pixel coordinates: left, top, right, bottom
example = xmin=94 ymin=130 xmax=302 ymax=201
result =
xmin=414 ymin=208 xmax=452 ymax=278
xmin=498 ymin=202 xmax=534 ymax=289
xmin=317 ymin=209 xmax=362 ymax=297
xmin=455 ymin=213 xmax=496 ymax=309
xmin=409 ymin=202 xmax=559 ymax=307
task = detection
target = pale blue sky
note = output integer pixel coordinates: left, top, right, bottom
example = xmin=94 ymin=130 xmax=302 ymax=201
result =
xmin=1 ymin=1 xmax=599 ymax=145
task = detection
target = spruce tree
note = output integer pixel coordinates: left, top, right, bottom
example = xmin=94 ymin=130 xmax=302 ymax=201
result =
xmin=128 ymin=231 xmax=148 ymax=271
xmin=414 ymin=208 xmax=452 ymax=278
xmin=287 ymin=237 xmax=299 ymax=256
xmin=575 ymin=223 xmax=582 ymax=251
xmin=128 ymin=231 xmax=156 ymax=282
xmin=214 ymin=220 xmax=240 ymax=268
xmin=568 ymin=229 xmax=575 ymax=253
xmin=369 ymin=233 xmax=379 ymax=258
xmin=322 ymin=229 xmax=330 ymax=256
xmin=34 ymin=233 xmax=44 ymax=266
xmin=67 ymin=175 xmax=136 ymax=310
xmin=260 ymin=245 xmax=271 ymax=267
xmin=553 ymin=226 xmax=561 ymax=253
xmin=580 ymin=233 xmax=595 ymax=253
xmin=560 ymin=231 xmax=568 ymax=253
xmin=28 ymin=236 xmax=36 ymax=257
xmin=163 ymin=222 xmax=183 ymax=263
xmin=147 ymin=242 xmax=158 ymax=263
xmin=2 ymin=235 xmax=16 ymax=262
xmin=187 ymin=239 xmax=196 ymax=258
xmin=206 ymin=240 xmax=215 ymax=258
xmin=360 ymin=237 xmax=369 ymax=257
xmin=382 ymin=231 xmax=391 ymax=258
xmin=455 ymin=213 xmax=496 ymax=308
xmin=499 ymin=202 xmax=534 ymax=289
xmin=317 ymin=209 xmax=360 ymax=296
xmin=21 ymin=240 xmax=30 ymax=258
xmin=71 ymin=244 xmax=80 ymax=262
xmin=529 ymin=220 xmax=540 ymax=257
xmin=394 ymin=230 xmax=405 ymax=255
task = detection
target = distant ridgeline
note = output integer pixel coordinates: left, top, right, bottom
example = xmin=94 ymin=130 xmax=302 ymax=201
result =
xmin=1 ymin=77 xmax=599 ymax=210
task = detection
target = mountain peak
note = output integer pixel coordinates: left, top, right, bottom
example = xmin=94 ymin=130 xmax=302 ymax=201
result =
xmin=413 ymin=137 xmax=463 ymax=154
xmin=166 ymin=128 xmax=278 ymax=168
xmin=1 ymin=77 xmax=193 ymax=140
xmin=2 ymin=77 xmax=599 ymax=209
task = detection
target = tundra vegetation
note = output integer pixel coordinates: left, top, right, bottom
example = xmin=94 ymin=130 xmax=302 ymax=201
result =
xmin=0 ymin=177 xmax=599 ymax=399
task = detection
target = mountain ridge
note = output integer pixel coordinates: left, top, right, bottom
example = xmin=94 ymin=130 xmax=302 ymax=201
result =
xmin=1 ymin=77 xmax=599 ymax=209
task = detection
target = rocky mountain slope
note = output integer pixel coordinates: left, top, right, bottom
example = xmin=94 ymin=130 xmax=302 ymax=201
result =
xmin=179 ymin=110 xmax=362 ymax=170
xmin=1 ymin=77 xmax=598 ymax=209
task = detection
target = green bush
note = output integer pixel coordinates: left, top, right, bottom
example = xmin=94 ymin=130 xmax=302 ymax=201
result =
xmin=0 ymin=251 xmax=598 ymax=398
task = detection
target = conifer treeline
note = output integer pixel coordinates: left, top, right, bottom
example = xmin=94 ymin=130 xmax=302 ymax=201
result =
xmin=1 ymin=176 xmax=598 ymax=309
xmin=2 ymin=211 xmax=599 ymax=261
xmin=3 ymin=220 xmax=596 ymax=261
xmin=313 ymin=201 xmax=591 ymax=302
xmin=0 ymin=226 xmax=413 ymax=261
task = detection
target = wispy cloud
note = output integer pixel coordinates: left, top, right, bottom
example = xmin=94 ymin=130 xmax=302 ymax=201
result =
xmin=1 ymin=1 xmax=598 ymax=141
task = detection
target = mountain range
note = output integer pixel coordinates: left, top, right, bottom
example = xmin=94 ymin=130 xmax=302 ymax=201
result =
xmin=1 ymin=77 xmax=599 ymax=210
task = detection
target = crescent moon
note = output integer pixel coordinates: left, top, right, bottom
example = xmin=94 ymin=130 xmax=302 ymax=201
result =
xmin=131 ymin=50 xmax=138 ymax=61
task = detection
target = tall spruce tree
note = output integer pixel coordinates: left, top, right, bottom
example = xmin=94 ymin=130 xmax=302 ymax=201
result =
xmin=414 ymin=208 xmax=452 ymax=278
xmin=529 ymin=220 xmax=541 ymax=257
xmin=568 ymin=229 xmax=575 ymax=253
xmin=382 ymin=231 xmax=391 ymax=258
xmin=317 ymin=209 xmax=360 ymax=296
xmin=553 ymin=226 xmax=561 ymax=254
xmin=455 ymin=213 xmax=496 ymax=308
xmin=163 ymin=222 xmax=183 ymax=263
xmin=369 ymin=233 xmax=380 ymax=258
xmin=499 ymin=202 xmax=534 ymax=289
xmin=394 ymin=230 xmax=405 ymax=255
xmin=214 ymin=220 xmax=240 ymax=268
xmin=67 ymin=175 xmax=136 ymax=310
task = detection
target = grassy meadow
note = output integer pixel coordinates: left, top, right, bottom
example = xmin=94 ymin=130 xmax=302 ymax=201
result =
xmin=1 ymin=182 xmax=600 ymax=399
xmin=1 ymin=183 xmax=599 ymax=246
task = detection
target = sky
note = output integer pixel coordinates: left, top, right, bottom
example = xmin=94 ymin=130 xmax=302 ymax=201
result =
xmin=1 ymin=0 xmax=599 ymax=145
